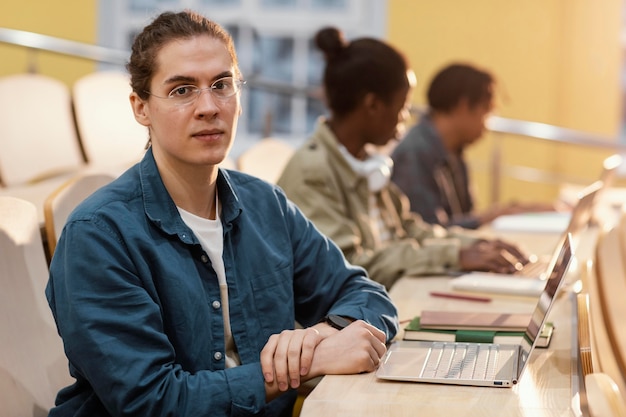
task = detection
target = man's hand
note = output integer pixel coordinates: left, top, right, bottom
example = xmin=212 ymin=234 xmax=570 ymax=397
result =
xmin=306 ymin=320 xmax=387 ymax=377
xmin=261 ymin=327 xmax=322 ymax=393
xmin=478 ymin=201 xmax=560 ymax=225
xmin=459 ymin=239 xmax=530 ymax=274
xmin=260 ymin=320 xmax=387 ymax=400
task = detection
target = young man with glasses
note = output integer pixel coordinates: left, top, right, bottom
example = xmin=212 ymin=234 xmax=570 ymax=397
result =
xmin=45 ymin=11 xmax=397 ymax=417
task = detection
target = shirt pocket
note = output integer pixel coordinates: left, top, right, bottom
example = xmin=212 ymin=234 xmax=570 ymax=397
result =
xmin=249 ymin=263 xmax=294 ymax=334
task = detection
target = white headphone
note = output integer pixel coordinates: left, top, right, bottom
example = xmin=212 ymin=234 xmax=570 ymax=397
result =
xmin=339 ymin=145 xmax=393 ymax=192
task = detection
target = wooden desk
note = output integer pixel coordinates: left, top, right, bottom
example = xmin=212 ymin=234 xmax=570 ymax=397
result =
xmin=300 ymin=231 xmax=596 ymax=417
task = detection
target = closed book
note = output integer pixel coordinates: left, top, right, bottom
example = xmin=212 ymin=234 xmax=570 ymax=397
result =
xmin=403 ymin=317 xmax=554 ymax=348
xmin=419 ymin=310 xmax=531 ymax=331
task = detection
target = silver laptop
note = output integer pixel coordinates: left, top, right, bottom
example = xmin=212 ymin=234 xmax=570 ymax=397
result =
xmin=375 ymin=234 xmax=573 ymax=387
xmin=513 ymin=179 xmax=601 ymax=276
xmin=447 ymin=180 xmax=600 ymax=298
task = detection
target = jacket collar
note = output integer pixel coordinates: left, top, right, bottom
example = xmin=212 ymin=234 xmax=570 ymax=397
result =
xmin=313 ymin=118 xmax=364 ymax=191
xmin=419 ymin=114 xmax=449 ymax=161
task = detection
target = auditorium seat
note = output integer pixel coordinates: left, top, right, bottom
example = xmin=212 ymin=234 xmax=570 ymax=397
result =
xmin=237 ymin=137 xmax=295 ymax=183
xmin=43 ymin=171 xmax=116 ymax=259
xmin=0 ymin=73 xmax=84 ymax=187
xmin=0 ymin=196 xmax=74 ymax=414
xmin=72 ymin=71 xmax=148 ymax=170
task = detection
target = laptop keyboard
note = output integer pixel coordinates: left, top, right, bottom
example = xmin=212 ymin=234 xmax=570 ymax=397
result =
xmin=421 ymin=342 xmax=500 ymax=380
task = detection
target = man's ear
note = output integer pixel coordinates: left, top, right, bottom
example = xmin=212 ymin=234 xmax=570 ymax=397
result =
xmin=129 ymin=92 xmax=151 ymax=127
xmin=363 ymin=92 xmax=381 ymax=114
xmin=453 ymin=97 xmax=471 ymax=115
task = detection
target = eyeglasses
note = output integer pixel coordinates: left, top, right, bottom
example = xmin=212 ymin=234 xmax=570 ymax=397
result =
xmin=145 ymin=76 xmax=246 ymax=106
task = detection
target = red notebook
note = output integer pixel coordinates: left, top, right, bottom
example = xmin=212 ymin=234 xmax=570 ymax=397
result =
xmin=419 ymin=310 xmax=531 ymax=332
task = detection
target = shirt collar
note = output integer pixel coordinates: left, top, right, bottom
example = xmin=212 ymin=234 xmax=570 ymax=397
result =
xmin=138 ymin=148 xmax=243 ymax=240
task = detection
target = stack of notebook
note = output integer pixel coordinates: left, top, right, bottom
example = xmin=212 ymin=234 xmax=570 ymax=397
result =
xmin=403 ymin=310 xmax=554 ymax=348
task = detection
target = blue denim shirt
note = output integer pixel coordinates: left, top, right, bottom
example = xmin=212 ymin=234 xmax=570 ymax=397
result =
xmin=46 ymin=148 xmax=398 ymax=417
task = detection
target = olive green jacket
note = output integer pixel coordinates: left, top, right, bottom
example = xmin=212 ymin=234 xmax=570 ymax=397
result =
xmin=277 ymin=119 xmax=478 ymax=289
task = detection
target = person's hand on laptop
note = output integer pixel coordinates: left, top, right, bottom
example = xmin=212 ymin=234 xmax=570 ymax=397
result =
xmin=476 ymin=200 xmax=564 ymax=226
xmin=459 ymin=239 xmax=530 ymax=274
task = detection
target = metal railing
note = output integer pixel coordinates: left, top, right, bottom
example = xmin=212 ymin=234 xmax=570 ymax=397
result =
xmin=3 ymin=27 xmax=625 ymax=200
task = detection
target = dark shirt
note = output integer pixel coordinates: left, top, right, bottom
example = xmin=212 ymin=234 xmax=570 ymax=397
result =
xmin=391 ymin=116 xmax=480 ymax=229
xmin=46 ymin=147 xmax=398 ymax=417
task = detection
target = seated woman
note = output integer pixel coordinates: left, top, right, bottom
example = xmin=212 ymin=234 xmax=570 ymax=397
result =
xmin=277 ymin=28 xmax=529 ymax=290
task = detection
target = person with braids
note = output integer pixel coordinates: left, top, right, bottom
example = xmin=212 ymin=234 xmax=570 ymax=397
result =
xmin=277 ymin=28 xmax=529 ymax=290
xmin=45 ymin=11 xmax=398 ymax=417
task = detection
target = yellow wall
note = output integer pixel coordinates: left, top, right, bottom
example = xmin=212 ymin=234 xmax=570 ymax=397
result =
xmin=0 ymin=0 xmax=97 ymax=85
xmin=0 ymin=1 xmax=623 ymax=205
xmin=387 ymin=0 xmax=623 ymax=207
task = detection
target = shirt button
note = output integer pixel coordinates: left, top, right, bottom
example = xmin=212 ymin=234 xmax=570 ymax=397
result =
xmin=212 ymin=300 xmax=221 ymax=309
xmin=200 ymin=254 xmax=209 ymax=263
xmin=214 ymin=351 xmax=223 ymax=361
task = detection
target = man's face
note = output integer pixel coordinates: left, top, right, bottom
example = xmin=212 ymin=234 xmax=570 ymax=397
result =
xmin=455 ymin=97 xmax=494 ymax=147
xmin=130 ymin=34 xmax=241 ymax=171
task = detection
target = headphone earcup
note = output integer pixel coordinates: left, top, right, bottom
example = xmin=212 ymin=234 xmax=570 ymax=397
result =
xmin=363 ymin=155 xmax=393 ymax=192
xmin=337 ymin=144 xmax=393 ymax=192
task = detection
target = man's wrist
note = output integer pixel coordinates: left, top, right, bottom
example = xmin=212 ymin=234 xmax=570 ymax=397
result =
xmin=324 ymin=314 xmax=353 ymax=330
xmin=312 ymin=321 xmax=339 ymax=339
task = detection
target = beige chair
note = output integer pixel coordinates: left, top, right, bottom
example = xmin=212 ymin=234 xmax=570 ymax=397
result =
xmin=43 ymin=172 xmax=115 ymax=259
xmin=617 ymin=204 xmax=626 ymax=261
xmin=0 ymin=196 xmax=74 ymax=414
xmin=0 ymin=176 xmax=74 ymax=227
xmin=72 ymin=71 xmax=148 ymax=170
xmin=0 ymin=73 xmax=85 ymax=187
xmin=237 ymin=137 xmax=295 ymax=184
xmin=586 ymin=373 xmax=626 ymax=417
xmin=584 ymin=220 xmax=626 ymax=397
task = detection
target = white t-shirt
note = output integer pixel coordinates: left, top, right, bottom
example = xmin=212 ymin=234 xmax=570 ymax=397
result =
xmin=177 ymin=194 xmax=240 ymax=368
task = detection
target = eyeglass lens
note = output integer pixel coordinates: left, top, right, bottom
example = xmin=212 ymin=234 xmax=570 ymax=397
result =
xmin=167 ymin=77 xmax=243 ymax=105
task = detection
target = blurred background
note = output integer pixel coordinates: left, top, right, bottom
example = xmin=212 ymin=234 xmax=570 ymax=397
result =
xmin=1 ymin=0 xmax=624 ymax=211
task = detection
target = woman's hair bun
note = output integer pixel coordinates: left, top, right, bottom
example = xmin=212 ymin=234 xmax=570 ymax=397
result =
xmin=314 ymin=27 xmax=347 ymax=61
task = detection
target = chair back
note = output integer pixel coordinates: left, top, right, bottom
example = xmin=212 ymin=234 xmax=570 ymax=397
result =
xmin=43 ymin=172 xmax=115 ymax=258
xmin=0 ymin=196 xmax=74 ymax=414
xmin=237 ymin=137 xmax=295 ymax=183
xmin=585 ymin=213 xmax=626 ymax=395
xmin=0 ymin=74 xmax=84 ymax=186
xmin=585 ymin=373 xmax=626 ymax=417
xmin=72 ymin=71 xmax=148 ymax=169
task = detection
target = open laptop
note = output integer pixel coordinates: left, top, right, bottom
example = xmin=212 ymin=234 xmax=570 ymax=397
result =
xmin=448 ymin=180 xmax=601 ymax=297
xmin=490 ymin=154 xmax=621 ymax=234
xmin=375 ymin=234 xmax=573 ymax=387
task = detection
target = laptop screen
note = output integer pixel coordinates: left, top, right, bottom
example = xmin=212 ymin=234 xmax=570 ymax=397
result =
xmin=517 ymin=233 xmax=573 ymax=378
xmin=564 ymin=180 xmax=602 ymax=248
